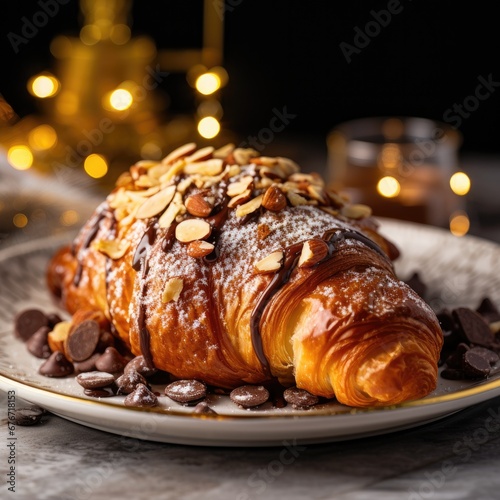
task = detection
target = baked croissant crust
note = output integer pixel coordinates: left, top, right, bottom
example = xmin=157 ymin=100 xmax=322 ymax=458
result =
xmin=47 ymin=143 xmax=443 ymax=407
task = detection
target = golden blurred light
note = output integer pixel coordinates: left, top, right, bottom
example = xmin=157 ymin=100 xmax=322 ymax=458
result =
xmin=110 ymin=24 xmax=131 ymax=45
xmin=109 ymin=89 xmax=133 ymax=111
xmin=195 ymin=72 xmax=221 ymax=95
xmin=211 ymin=66 xmax=229 ymax=87
xmin=7 ymin=146 xmax=33 ymax=170
xmin=84 ymin=154 xmax=108 ymax=178
xmin=197 ymin=116 xmax=220 ymax=139
xmin=450 ymin=172 xmax=471 ymax=196
xmin=449 ymin=211 xmax=470 ymax=237
xmin=29 ymin=125 xmax=58 ymax=150
xmin=197 ymin=99 xmax=223 ymax=119
xmin=56 ymin=91 xmax=79 ymax=115
xmin=29 ymin=75 xmax=60 ymax=98
xmin=13 ymin=213 xmax=28 ymax=228
xmin=379 ymin=143 xmax=401 ymax=171
xmin=80 ymin=24 xmax=101 ymax=45
xmin=50 ymin=35 xmax=73 ymax=58
xmin=141 ymin=142 xmax=163 ymax=160
xmin=60 ymin=210 xmax=80 ymax=226
xmin=377 ymin=176 xmax=401 ymax=198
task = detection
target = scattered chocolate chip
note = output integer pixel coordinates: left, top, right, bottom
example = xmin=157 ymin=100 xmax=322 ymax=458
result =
xmin=47 ymin=313 xmax=63 ymax=329
xmin=124 ymin=355 xmax=158 ymax=378
xmin=38 ymin=351 xmax=74 ymax=377
xmin=437 ymin=309 xmax=456 ymax=333
xmin=441 ymin=368 xmax=465 ymax=380
xmin=463 ymin=351 xmax=491 ymax=379
xmin=405 ymin=272 xmax=427 ymax=300
xmin=95 ymin=346 xmax=126 ymax=373
xmin=230 ymin=385 xmax=270 ymax=409
xmin=124 ymin=383 xmax=158 ymax=407
xmin=476 ymin=297 xmax=500 ymax=324
xmin=453 ymin=307 xmax=494 ymax=348
xmin=26 ymin=326 xmax=51 ymax=359
xmin=283 ymin=386 xmax=319 ymax=409
xmin=73 ymin=353 xmax=101 ymax=374
xmin=96 ymin=330 xmax=115 ymax=352
xmin=76 ymin=371 xmax=115 ymax=389
xmin=193 ymin=401 xmax=217 ymax=415
xmin=469 ymin=346 xmax=500 ymax=365
xmin=116 ymin=369 xmax=148 ymax=394
xmin=165 ymin=379 xmax=207 ymax=405
xmin=84 ymin=387 xmax=115 ymax=398
xmin=15 ymin=407 xmax=44 ymax=426
xmin=444 ymin=343 xmax=469 ymax=369
xmin=66 ymin=319 xmax=100 ymax=362
xmin=14 ymin=309 xmax=48 ymax=341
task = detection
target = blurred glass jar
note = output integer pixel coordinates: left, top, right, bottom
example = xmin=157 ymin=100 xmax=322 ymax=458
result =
xmin=327 ymin=116 xmax=465 ymax=227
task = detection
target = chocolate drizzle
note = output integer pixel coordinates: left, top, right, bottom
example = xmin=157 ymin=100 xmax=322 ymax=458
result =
xmin=249 ymin=227 xmax=390 ymax=372
xmin=132 ymin=222 xmax=157 ymax=271
xmin=204 ymin=203 xmax=229 ymax=263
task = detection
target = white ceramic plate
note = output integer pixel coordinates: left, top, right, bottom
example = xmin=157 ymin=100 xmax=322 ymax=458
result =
xmin=0 ymin=218 xmax=499 ymax=447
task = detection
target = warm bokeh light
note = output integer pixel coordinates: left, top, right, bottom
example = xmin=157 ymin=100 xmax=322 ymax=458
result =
xmin=84 ymin=154 xmax=108 ymax=178
xmin=80 ymin=24 xmax=101 ymax=45
xmin=379 ymin=143 xmax=401 ymax=170
xmin=60 ymin=210 xmax=80 ymax=226
xmin=450 ymin=172 xmax=471 ymax=196
xmin=450 ymin=211 xmax=470 ymax=237
xmin=56 ymin=91 xmax=79 ymax=116
xmin=7 ymin=146 xmax=33 ymax=170
xmin=29 ymin=75 xmax=60 ymax=98
xmin=377 ymin=176 xmax=401 ymax=198
xmin=195 ymin=73 xmax=221 ymax=95
xmin=141 ymin=142 xmax=163 ymax=160
xmin=110 ymin=24 xmax=131 ymax=45
xmin=197 ymin=116 xmax=220 ymax=139
xmin=29 ymin=125 xmax=58 ymax=150
xmin=13 ymin=213 xmax=28 ymax=228
xmin=109 ymin=89 xmax=133 ymax=111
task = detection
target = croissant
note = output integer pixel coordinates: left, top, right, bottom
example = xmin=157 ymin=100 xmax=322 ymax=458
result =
xmin=47 ymin=143 xmax=443 ymax=407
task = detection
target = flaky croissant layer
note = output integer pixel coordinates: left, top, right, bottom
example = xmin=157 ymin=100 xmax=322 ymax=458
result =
xmin=47 ymin=143 xmax=443 ymax=407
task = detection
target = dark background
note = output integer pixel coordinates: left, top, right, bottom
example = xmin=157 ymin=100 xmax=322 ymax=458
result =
xmin=1 ymin=0 xmax=499 ymax=155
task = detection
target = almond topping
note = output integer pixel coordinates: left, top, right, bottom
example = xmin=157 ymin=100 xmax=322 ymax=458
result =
xmin=254 ymin=250 xmax=284 ymax=274
xmin=341 ymin=204 xmax=372 ymax=219
xmin=213 ymin=143 xmax=235 ymax=159
xmin=232 ymin=148 xmax=259 ymax=165
xmin=262 ymin=185 xmax=287 ymax=211
xmin=253 ymin=156 xmax=278 ymax=167
xmin=185 ymin=146 xmax=214 ymax=164
xmin=158 ymin=192 xmax=183 ymax=228
xmin=115 ymin=172 xmax=133 ymax=188
xmin=184 ymin=158 xmax=223 ymax=176
xmin=130 ymin=165 xmax=146 ymax=180
xmin=175 ymin=219 xmax=212 ymax=243
xmin=47 ymin=321 xmax=71 ymax=354
xmin=136 ymin=185 xmax=176 ymax=219
xmin=287 ymin=191 xmax=309 ymax=207
xmin=227 ymin=176 xmax=254 ymax=197
xmin=298 ymin=239 xmax=329 ymax=268
xmin=162 ymin=142 xmax=197 ymax=165
xmin=185 ymin=193 xmax=213 ymax=217
xmin=228 ymin=189 xmax=251 ymax=208
xmin=277 ymin=157 xmax=300 ymax=175
xmin=235 ymin=194 xmax=263 ymax=217
xmin=307 ymin=184 xmax=327 ymax=204
xmin=161 ymin=278 xmax=183 ymax=303
xmin=93 ymin=239 xmax=131 ymax=260
xmin=187 ymin=240 xmax=215 ymax=258
xmin=257 ymin=223 xmax=272 ymax=240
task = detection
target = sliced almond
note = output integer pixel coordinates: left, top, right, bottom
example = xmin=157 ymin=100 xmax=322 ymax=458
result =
xmin=262 ymin=185 xmax=287 ymax=211
xmin=184 ymin=158 xmax=223 ymax=176
xmin=115 ymin=172 xmax=134 ymax=188
xmin=176 ymin=176 xmax=193 ymax=194
xmin=287 ymin=191 xmax=309 ymax=207
xmin=213 ymin=143 xmax=235 ymax=159
xmin=277 ymin=157 xmax=300 ymax=175
xmin=233 ymin=148 xmax=259 ymax=165
xmin=108 ymin=188 xmax=128 ymax=209
xmin=175 ymin=219 xmax=212 ymax=243
xmin=93 ymin=239 xmax=130 ymax=259
xmin=125 ymin=186 xmax=161 ymax=201
xmin=228 ymin=189 xmax=251 ymax=208
xmin=254 ymin=250 xmax=283 ymax=274
xmin=260 ymin=165 xmax=285 ymax=180
xmin=159 ymin=192 xmax=183 ymax=228
xmin=135 ymin=174 xmax=159 ymax=188
xmin=227 ymin=164 xmax=241 ymax=178
xmin=307 ymin=184 xmax=327 ymax=204
xmin=147 ymin=163 xmax=170 ymax=180
xmin=256 ymin=177 xmax=274 ymax=189
xmin=227 ymin=176 xmax=254 ymax=197
xmin=298 ymin=239 xmax=329 ymax=268
xmin=253 ymin=156 xmax=278 ymax=167
xmin=185 ymin=193 xmax=213 ymax=217
xmin=162 ymin=142 xmax=197 ymax=165
xmin=185 ymin=146 xmax=214 ymax=164
xmin=235 ymin=194 xmax=263 ymax=217
xmin=135 ymin=160 xmax=159 ymax=169
xmin=257 ymin=223 xmax=272 ymax=240
xmin=130 ymin=165 xmax=146 ymax=180
xmin=161 ymin=278 xmax=183 ymax=303
xmin=187 ymin=240 xmax=215 ymax=258
xmin=136 ymin=185 xmax=176 ymax=219
xmin=320 ymin=206 xmax=339 ymax=217
xmin=159 ymin=159 xmax=185 ymax=184
xmin=326 ymin=190 xmax=347 ymax=208
xmin=48 ymin=321 xmax=71 ymax=353
xmin=341 ymin=204 xmax=372 ymax=219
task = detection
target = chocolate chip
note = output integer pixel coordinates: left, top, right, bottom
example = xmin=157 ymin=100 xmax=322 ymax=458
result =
xmin=84 ymin=388 xmax=115 ymax=398
xmin=193 ymin=401 xmax=217 ymax=415
xmin=66 ymin=320 xmax=100 ymax=362
xmin=469 ymin=346 xmax=500 ymax=365
xmin=116 ymin=369 xmax=148 ymax=394
xmin=14 ymin=309 xmax=48 ymax=341
xmin=38 ymin=351 xmax=74 ymax=377
xmin=441 ymin=368 xmax=465 ymax=380
xmin=437 ymin=309 xmax=457 ymax=333
xmin=96 ymin=330 xmax=115 ymax=353
xmin=283 ymin=386 xmax=319 ymax=409
xmin=444 ymin=343 xmax=469 ymax=369
xmin=26 ymin=326 xmax=51 ymax=359
xmin=95 ymin=347 xmax=126 ymax=373
xmin=47 ymin=313 xmax=63 ymax=329
xmin=453 ymin=307 xmax=494 ymax=347
xmin=124 ymin=355 xmax=158 ymax=378
xmin=73 ymin=353 xmax=101 ymax=374
xmin=165 ymin=380 xmax=207 ymax=404
xmin=230 ymin=385 xmax=270 ymax=408
xmin=405 ymin=272 xmax=427 ymax=300
xmin=476 ymin=297 xmax=500 ymax=324
xmin=15 ymin=407 xmax=44 ymax=426
xmin=76 ymin=371 xmax=115 ymax=389
xmin=463 ymin=351 xmax=491 ymax=379
xmin=124 ymin=383 xmax=158 ymax=407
